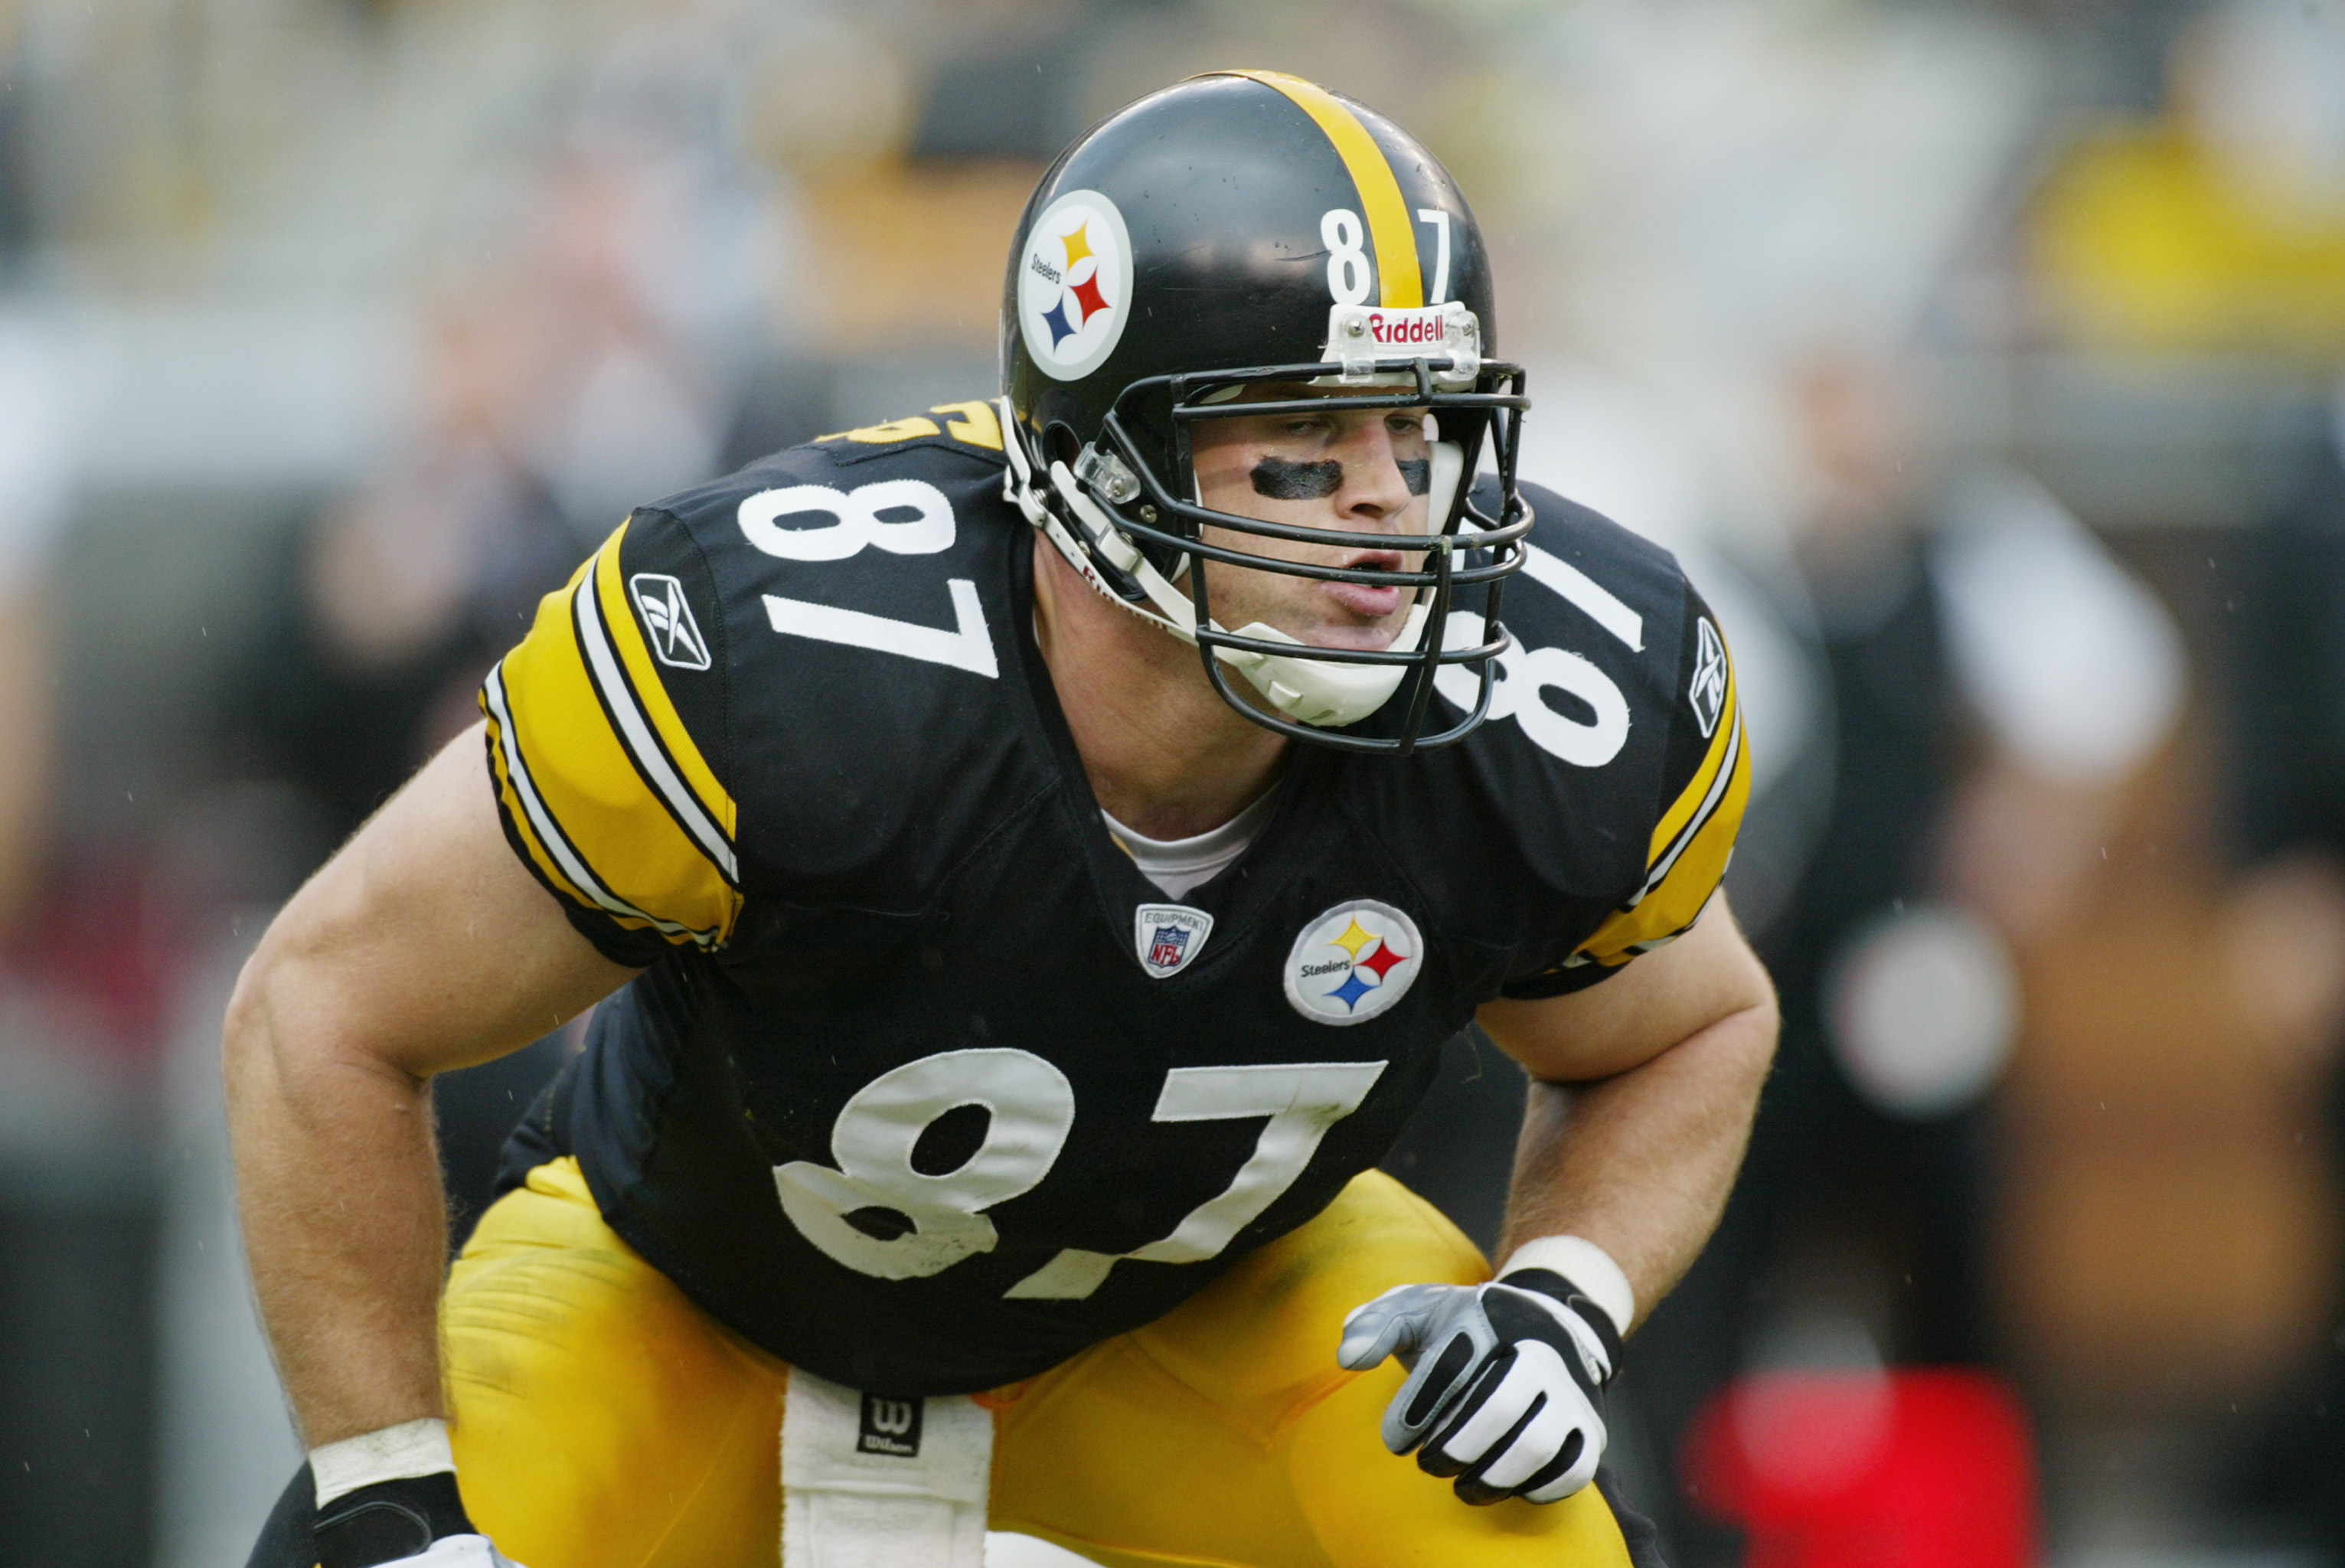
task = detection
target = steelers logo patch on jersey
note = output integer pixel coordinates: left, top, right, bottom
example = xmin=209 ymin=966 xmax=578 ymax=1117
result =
xmin=1018 ymin=189 xmax=1133 ymax=381
xmin=1283 ymin=900 xmax=1423 ymax=1025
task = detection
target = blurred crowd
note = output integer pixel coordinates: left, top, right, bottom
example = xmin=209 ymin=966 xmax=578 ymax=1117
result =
xmin=2 ymin=1 xmax=2343 ymax=1564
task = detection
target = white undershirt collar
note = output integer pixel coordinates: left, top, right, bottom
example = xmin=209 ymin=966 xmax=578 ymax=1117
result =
xmin=1100 ymin=788 xmax=1279 ymax=901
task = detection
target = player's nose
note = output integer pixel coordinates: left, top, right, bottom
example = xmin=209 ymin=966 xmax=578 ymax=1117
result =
xmin=1331 ymin=416 xmax=1416 ymax=528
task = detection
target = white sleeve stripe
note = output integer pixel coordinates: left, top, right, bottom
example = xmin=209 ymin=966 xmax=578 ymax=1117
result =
xmin=1624 ymin=703 xmax=1740 ymax=911
xmin=485 ymin=665 xmax=665 ymax=930
xmin=1632 ymin=704 xmax=1739 ymax=906
xmin=483 ymin=665 xmax=710 ymax=946
xmin=572 ymin=557 xmax=740 ymax=884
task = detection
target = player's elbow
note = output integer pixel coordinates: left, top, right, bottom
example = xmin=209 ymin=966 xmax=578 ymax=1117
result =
xmin=221 ymin=925 xmax=301 ymax=1125
xmin=1706 ymin=907 xmax=1779 ymax=1050
xmin=1731 ymin=987 xmax=1780 ymax=1076
xmin=1710 ymin=968 xmax=1781 ymax=1102
xmin=221 ymin=900 xmax=377 ymax=1125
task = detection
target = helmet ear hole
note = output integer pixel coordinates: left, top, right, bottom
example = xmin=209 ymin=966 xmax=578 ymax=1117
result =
xmin=1042 ymin=422 xmax=1084 ymax=472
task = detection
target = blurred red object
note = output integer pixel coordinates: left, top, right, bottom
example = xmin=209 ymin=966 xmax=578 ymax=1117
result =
xmin=1680 ymin=1369 xmax=2037 ymax=1568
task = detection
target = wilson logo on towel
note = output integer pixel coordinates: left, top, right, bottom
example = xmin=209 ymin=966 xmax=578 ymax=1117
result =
xmin=858 ymin=1393 xmax=923 ymax=1458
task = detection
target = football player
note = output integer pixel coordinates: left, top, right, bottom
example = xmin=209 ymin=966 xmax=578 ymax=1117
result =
xmin=228 ymin=70 xmax=1771 ymax=1568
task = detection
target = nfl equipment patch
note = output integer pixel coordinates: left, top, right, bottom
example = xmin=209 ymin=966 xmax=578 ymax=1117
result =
xmin=1135 ymin=904 xmax=1213 ymax=979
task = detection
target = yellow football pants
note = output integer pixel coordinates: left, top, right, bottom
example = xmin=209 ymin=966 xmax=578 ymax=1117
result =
xmin=442 ymin=1157 xmax=1637 ymax=1568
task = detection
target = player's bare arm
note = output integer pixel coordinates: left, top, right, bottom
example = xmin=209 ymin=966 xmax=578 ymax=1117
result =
xmin=223 ymin=728 xmax=637 ymax=1446
xmin=1483 ymin=893 xmax=1778 ymax=1319
xmin=1334 ymin=902 xmax=1772 ymax=1506
xmin=1332 ymin=905 xmax=1772 ymax=1509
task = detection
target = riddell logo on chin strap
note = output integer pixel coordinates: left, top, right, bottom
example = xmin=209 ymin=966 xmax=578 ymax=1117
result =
xmin=858 ymin=1392 xmax=924 ymax=1457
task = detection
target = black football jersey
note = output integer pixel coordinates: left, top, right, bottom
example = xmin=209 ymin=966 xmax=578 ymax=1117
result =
xmin=480 ymin=399 xmax=1748 ymax=1395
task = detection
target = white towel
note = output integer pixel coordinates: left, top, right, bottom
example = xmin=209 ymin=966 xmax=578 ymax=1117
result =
xmin=781 ymin=1370 xmax=991 ymax=1568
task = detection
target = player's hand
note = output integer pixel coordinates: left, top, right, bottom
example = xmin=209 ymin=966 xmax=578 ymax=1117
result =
xmin=1337 ymin=1271 xmax=1620 ymax=1505
xmin=313 ymin=1473 xmax=526 ymax=1568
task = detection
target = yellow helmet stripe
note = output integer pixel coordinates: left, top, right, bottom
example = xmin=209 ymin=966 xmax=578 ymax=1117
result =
xmin=1224 ymin=70 xmax=1425 ymax=309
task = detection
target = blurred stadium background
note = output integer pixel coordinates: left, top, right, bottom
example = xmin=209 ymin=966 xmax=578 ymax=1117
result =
xmin=1 ymin=0 xmax=2342 ymax=1563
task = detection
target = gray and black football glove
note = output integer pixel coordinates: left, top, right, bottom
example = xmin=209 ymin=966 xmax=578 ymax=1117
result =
xmin=312 ymin=1475 xmax=524 ymax=1568
xmin=1337 ymin=1269 xmax=1622 ymax=1505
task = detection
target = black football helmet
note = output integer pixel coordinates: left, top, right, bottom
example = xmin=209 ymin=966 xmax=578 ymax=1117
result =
xmin=998 ymin=69 xmax=1530 ymax=755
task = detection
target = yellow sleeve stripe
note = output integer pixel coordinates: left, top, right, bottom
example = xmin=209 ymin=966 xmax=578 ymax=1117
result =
xmin=1223 ymin=70 xmax=1425 ymax=308
xmin=483 ymin=662 xmax=715 ymax=946
xmin=482 ymin=700 xmax=596 ymax=915
xmin=484 ymin=552 xmax=743 ymax=949
xmin=482 ymin=554 xmax=597 ymax=922
xmin=1573 ymin=699 xmax=1751 ymax=968
xmin=585 ymin=528 xmax=739 ymax=861
xmin=1638 ymin=656 xmax=1742 ymax=900
xmin=1644 ymin=670 xmax=1735 ymax=867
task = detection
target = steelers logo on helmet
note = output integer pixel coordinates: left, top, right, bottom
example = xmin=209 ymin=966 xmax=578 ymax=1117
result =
xmin=1283 ymin=900 xmax=1424 ymax=1025
xmin=1018 ymin=189 xmax=1134 ymax=382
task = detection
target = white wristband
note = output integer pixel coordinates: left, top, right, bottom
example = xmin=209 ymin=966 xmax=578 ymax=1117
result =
xmin=311 ymin=1417 xmax=456 ymax=1507
xmin=1497 ymin=1236 xmax=1635 ymax=1338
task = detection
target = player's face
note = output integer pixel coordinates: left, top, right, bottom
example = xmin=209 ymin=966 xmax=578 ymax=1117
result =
xmin=1187 ymin=390 xmax=1432 ymax=654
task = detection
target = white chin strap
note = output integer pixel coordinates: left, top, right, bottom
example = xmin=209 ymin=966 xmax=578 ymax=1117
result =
xmin=999 ymin=397 xmax=1465 ymax=730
